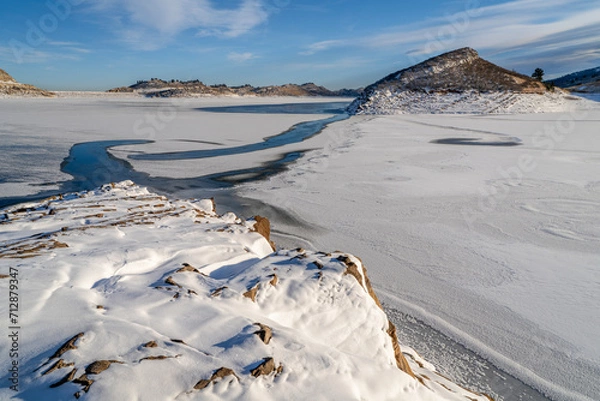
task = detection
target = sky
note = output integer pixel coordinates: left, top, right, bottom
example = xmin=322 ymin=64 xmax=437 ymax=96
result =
xmin=0 ymin=0 xmax=599 ymax=91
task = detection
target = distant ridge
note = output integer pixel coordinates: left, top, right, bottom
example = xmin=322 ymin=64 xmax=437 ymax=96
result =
xmin=349 ymin=48 xmax=583 ymax=114
xmin=0 ymin=68 xmax=54 ymax=97
xmin=108 ymin=79 xmax=361 ymax=98
xmin=549 ymin=66 xmax=600 ymax=93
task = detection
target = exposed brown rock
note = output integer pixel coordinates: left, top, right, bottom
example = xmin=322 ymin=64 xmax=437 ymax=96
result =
xmin=387 ymin=321 xmax=415 ymax=377
xmin=250 ymin=357 xmax=276 ymax=377
xmin=253 ymin=216 xmax=276 ymax=251
xmin=140 ymin=354 xmax=180 ymax=362
xmin=337 ymin=255 xmax=415 ymax=378
xmin=170 ymin=339 xmax=187 ymax=345
xmin=0 ymin=274 xmax=9 ymax=279
xmin=143 ymin=341 xmax=158 ymax=348
xmin=49 ymin=333 xmax=84 ymax=360
xmin=243 ymin=285 xmax=259 ymax=302
xmin=42 ymin=359 xmax=75 ymax=376
xmin=81 ymin=213 xmax=104 ymax=219
xmin=49 ymin=368 xmax=77 ymax=388
xmin=72 ymin=375 xmax=94 ymax=392
xmin=165 ymin=276 xmax=182 ymax=288
xmin=194 ymin=367 xmax=239 ymax=390
xmin=269 ymin=274 xmax=278 ymax=287
xmin=85 ymin=360 xmax=122 ymax=375
xmin=211 ymin=286 xmax=228 ymax=297
xmin=254 ymin=323 xmax=273 ymax=345
xmin=176 ymin=263 xmax=201 ymax=274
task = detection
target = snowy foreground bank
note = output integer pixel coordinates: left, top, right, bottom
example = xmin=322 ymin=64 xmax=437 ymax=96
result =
xmin=0 ymin=182 xmax=490 ymax=401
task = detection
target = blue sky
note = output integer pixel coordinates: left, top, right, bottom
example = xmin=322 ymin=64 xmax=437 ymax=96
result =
xmin=1 ymin=0 xmax=599 ymax=90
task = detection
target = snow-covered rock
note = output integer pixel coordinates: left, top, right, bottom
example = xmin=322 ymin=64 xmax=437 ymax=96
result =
xmin=0 ymin=181 xmax=491 ymax=401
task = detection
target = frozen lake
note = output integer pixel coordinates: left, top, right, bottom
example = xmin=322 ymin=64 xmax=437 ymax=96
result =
xmin=0 ymin=97 xmax=348 ymax=210
xmin=1 ymin=95 xmax=599 ymax=401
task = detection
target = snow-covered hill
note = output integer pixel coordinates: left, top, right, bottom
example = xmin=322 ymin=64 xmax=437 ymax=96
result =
xmin=549 ymin=66 xmax=600 ymax=93
xmin=0 ymin=182 xmax=491 ymax=401
xmin=349 ymin=48 xmax=585 ymax=115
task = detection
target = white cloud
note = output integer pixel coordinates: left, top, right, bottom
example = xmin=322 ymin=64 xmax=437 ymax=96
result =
xmin=300 ymin=40 xmax=346 ymax=55
xmin=227 ymin=52 xmax=257 ymax=63
xmin=91 ymin=0 xmax=269 ymax=48
xmin=0 ymin=45 xmax=81 ymax=64
xmin=301 ymin=0 xmax=600 ymax=67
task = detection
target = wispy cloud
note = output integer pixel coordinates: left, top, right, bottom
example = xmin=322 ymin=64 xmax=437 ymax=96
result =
xmin=90 ymin=0 xmax=270 ymax=49
xmin=301 ymin=0 xmax=600 ymax=69
xmin=300 ymin=40 xmax=346 ymax=56
xmin=227 ymin=52 xmax=257 ymax=63
xmin=0 ymin=46 xmax=81 ymax=64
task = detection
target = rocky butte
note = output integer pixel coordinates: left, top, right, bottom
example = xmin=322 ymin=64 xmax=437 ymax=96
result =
xmin=348 ymin=47 xmax=586 ymax=114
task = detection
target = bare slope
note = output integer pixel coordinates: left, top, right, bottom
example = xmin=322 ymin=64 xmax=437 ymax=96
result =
xmin=348 ymin=48 xmax=580 ymax=114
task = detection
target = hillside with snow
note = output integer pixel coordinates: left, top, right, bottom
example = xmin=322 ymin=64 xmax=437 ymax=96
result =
xmin=549 ymin=66 xmax=600 ymax=93
xmin=0 ymin=182 xmax=492 ymax=401
xmin=348 ymin=48 xmax=588 ymax=114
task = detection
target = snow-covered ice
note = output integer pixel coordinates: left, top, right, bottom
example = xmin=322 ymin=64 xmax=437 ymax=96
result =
xmin=0 ymin=96 xmax=343 ymax=201
xmin=239 ymin=102 xmax=600 ymax=401
xmin=1 ymin=94 xmax=599 ymax=401
xmin=349 ymin=90 xmax=593 ymax=115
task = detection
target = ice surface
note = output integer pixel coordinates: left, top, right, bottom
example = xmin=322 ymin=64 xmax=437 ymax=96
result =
xmin=1 ymin=94 xmax=599 ymax=401
xmin=239 ymin=102 xmax=600 ymax=401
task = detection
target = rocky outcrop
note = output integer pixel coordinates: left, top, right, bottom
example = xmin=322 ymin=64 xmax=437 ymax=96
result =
xmin=0 ymin=68 xmax=17 ymax=83
xmin=0 ymin=68 xmax=55 ymax=97
xmin=108 ymin=79 xmax=361 ymax=98
xmin=1 ymin=181 xmax=492 ymax=401
xmin=348 ymin=48 xmax=576 ymax=114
